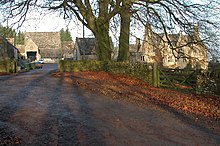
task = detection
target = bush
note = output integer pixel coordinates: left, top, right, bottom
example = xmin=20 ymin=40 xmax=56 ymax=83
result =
xmin=30 ymin=63 xmax=36 ymax=69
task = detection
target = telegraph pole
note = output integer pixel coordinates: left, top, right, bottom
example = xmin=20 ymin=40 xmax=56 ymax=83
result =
xmin=82 ymin=19 xmax=85 ymax=60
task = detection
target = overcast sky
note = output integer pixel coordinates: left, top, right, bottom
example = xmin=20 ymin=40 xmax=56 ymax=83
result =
xmin=0 ymin=5 xmax=142 ymax=46
xmin=0 ymin=0 xmax=218 ymax=47
xmin=0 ymin=9 xmax=94 ymax=42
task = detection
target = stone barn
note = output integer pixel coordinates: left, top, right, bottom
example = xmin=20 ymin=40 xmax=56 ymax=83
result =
xmin=24 ymin=32 xmax=62 ymax=62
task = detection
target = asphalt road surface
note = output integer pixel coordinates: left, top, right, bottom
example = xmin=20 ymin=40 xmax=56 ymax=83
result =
xmin=0 ymin=64 xmax=220 ymax=145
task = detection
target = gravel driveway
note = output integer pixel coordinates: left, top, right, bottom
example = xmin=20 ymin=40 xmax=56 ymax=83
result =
xmin=0 ymin=64 xmax=219 ymax=145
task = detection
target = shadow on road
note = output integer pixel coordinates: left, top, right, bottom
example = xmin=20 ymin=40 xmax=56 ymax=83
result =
xmin=0 ymin=64 xmax=106 ymax=145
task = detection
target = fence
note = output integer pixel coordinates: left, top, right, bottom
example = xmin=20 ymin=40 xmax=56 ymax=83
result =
xmin=160 ymin=68 xmax=196 ymax=88
xmin=160 ymin=68 xmax=220 ymax=95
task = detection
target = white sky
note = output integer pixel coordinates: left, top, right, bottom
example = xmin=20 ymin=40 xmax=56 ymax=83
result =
xmin=1 ymin=11 xmax=94 ymax=42
xmin=0 ymin=8 xmax=138 ymax=46
xmin=0 ymin=0 xmax=217 ymax=46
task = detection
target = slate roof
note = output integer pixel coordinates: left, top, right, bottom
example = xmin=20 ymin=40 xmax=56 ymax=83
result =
xmin=75 ymin=37 xmax=96 ymax=55
xmin=168 ymin=34 xmax=179 ymax=46
xmin=129 ymin=44 xmax=138 ymax=52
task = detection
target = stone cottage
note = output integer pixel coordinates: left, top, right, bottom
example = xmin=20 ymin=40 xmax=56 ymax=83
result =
xmin=73 ymin=37 xmax=115 ymax=61
xmin=131 ymin=24 xmax=208 ymax=70
xmin=73 ymin=37 xmax=97 ymax=60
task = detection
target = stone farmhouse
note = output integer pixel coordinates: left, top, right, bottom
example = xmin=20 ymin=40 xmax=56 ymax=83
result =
xmin=130 ymin=24 xmax=208 ymax=70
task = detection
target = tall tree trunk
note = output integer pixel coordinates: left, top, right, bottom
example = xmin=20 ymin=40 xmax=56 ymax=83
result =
xmin=117 ymin=2 xmax=131 ymax=62
xmin=94 ymin=20 xmax=112 ymax=61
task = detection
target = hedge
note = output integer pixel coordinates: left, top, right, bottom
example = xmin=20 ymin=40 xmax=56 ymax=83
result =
xmin=58 ymin=60 xmax=158 ymax=85
xmin=0 ymin=59 xmax=17 ymax=73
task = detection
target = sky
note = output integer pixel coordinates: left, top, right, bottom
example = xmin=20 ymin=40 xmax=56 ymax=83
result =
xmin=0 ymin=0 xmax=218 ymax=47
xmin=0 ymin=6 xmax=140 ymax=46
xmin=0 ymin=10 xmax=94 ymax=42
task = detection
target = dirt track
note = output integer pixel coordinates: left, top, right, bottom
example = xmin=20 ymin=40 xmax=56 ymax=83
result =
xmin=0 ymin=64 xmax=220 ymax=145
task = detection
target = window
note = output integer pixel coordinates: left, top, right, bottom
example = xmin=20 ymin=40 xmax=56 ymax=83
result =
xmin=141 ymin=56 xmax=145 ymax=61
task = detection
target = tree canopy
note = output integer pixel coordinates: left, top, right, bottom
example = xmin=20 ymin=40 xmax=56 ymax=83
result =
xmin=0 ymin=0 xmax=220 ymax=60
xmin=0 ymin=25 xmax=24 ymax=45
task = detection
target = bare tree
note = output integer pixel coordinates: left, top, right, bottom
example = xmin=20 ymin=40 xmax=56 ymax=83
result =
xmin=0 ymin=0 xmax=123 ymax=61
xmin=1 ymin=0 xmax=220 ymax=62
xmin=113 ymin=0 xmax=220 ymax=61
xmin=132 ymin=0 xmax=220 ymax=58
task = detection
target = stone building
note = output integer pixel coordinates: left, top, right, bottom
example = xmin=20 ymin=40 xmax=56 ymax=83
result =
xmin=0 ymin=35 xmax=18 ymax=60
xmin=131 ymin=24 xmax=208 ymax=70
xmin=73 ymin=37 xmax=97 ymax=60
xmin=16 ymin=32 xmax=74 ymax=62
xmin=0 ymin=36 xmax=19 ymax=73
xmin=23 ymin=32 xmax=62 ymax=62
xmin=61 ymin=41 xmax=74 ymax=59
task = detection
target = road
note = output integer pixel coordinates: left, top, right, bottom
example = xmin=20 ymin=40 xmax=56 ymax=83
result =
xmin=0 ymin=64 xmax=220 ymax=145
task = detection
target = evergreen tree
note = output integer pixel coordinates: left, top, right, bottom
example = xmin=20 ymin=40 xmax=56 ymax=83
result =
xmin=16 ymin=31 xmax=24 ymax=45
xmin=65 ymin=28 xmax=72 ymax=41
xmin=60 ymin=28 xmax=65 ymax=41
xmin=60 ymin=28 xmax=72 ymax=41
xmin=0 ymin=25 xmax=24 ymax=45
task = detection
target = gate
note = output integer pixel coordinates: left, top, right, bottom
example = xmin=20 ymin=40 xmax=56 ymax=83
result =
xmin=159 ymin=68 xmax=197 ymax=90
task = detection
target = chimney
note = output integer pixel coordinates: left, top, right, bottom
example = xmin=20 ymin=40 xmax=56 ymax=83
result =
xmin=145 ymin=23 xmax=152 ymax=37
xmin=193 ymin=24 xmax=199 ymax=35
xmin=193 ymin=23 xmax=200 ymax=41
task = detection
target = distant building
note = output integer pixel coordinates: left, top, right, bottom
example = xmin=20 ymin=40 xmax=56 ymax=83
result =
xmin=23 ymin=32 xmax=62 ymax=62
xmin=130 ymin=24 xmax=208 ymax=70
xmin=129 ymin=38 xmax=142 ymax=62
xmin=61 ymin=41 xmax=74 ymax=59
xmin=15 ymin=32 xmax=74 ymax=62
xmin=0 ymin=35 xmax=18 ymax=60
xmin=73 ymin=37 xmax=97 ymax=60
xmin=73 ymin=37 xmax=116 ymax=61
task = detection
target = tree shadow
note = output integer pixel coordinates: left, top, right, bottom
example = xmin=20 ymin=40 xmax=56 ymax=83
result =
xmin=64 ymin=72 xmax=220 ymax=143
xmin=29 ymin=72 xmax=106 ymax=145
